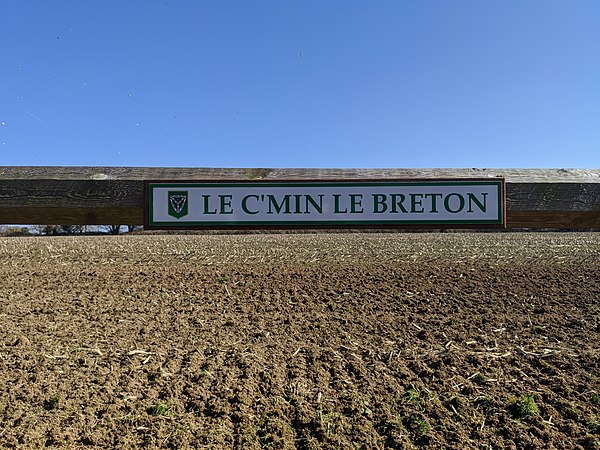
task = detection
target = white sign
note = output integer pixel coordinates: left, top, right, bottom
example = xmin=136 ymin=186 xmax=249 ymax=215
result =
xmin=145 ymin=180 xmax=505 ymax=229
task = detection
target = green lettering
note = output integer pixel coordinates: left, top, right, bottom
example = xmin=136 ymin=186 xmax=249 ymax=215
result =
xmin=424 ymin=193 xmax=443 ymax=213
xmin=467 ymin=193 xmax=487 ymax=213
xmin=333 ymin=194 xmax=347 ymax=214
xmin=390 ymin=194 xmax=408 ymax=213
xmin=202 ymin=195 xmax=217 ymax=215
xmin=372 ymin=194 xmax=387 ymax=213
xmin=293 ymin=195 xmax=302 ymax=214
xmin=444 ymin=193 xmax=465 ymax=213
xmin=304 ymin=194 xmax=324 ymax=214
xmin=267 ymin=195 xmax=291 ymax=214
xmin=241 ymin=195 xmax=259 ymax=215
xmin=410 ymin=193 xmax=424 ymax=213
xmin=349 ymin=194 xmax=363 ymax=214
xmin=219 ymin=195 xmax=233 ymax=214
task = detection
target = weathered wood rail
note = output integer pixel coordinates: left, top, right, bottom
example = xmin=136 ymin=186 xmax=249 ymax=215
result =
xmin=0 ymin=167 xmax=599 ymax=228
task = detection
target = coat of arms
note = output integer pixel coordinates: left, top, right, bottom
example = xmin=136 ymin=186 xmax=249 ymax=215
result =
xmin=168 ymin=191 xmax=189 ymax=219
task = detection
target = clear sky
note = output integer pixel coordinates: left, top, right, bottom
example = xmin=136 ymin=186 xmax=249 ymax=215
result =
xmin=1 ymin=1 xmax=599 ymax=168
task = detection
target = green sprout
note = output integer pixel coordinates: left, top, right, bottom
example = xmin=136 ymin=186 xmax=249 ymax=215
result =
xmin=511 ymin=394 xmax=540 ymax=419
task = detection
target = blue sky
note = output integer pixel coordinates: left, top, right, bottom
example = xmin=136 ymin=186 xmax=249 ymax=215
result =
xmin=1 ymin=1 xmax=599 ymax=168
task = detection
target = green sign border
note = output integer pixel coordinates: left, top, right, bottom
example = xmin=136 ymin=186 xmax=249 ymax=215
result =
xmin=144 ymin=179 xmax=505 ymax=229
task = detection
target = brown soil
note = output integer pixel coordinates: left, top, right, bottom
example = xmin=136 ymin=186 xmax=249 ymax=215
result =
xmin=0 ymin=233 xmax=598 ymax=449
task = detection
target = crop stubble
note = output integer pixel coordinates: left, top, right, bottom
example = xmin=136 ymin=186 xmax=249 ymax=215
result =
xmin=0 ymin=233 xmax=598 ymax=449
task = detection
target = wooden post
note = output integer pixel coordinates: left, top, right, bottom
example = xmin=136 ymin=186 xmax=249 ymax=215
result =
xmin=1 ymin=167 xmax=599 ymax=228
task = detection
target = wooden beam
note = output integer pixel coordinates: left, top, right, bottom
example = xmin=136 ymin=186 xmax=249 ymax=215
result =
xmin=0 ymin=207 xmax=143 ymax=225
xmin=2 ymin=166 xmax=599 ymax=182
xmin=1 ymin=167 xmax=599 ymax=228
xmin=507 ymin=211 xmax=600 ymax=229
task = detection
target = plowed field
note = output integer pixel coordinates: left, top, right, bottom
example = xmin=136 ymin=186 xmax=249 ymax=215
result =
xmin=0 ymin=233 xmax=598 ymax=449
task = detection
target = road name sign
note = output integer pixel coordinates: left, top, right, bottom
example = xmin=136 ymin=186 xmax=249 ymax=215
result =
xmin=144 ymin=179 xmax=505 ymax=229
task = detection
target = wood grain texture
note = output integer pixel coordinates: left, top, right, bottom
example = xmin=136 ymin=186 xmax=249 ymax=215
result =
xmin=507 ymin=212 xmax=600 ymax=229
xmin=0 ymin=180 xmax=141 ymax=208
xmin=2 ymin=167 xmax=599 ymax=182
xmin=1 ymin=167 xmax=599 ymax=227
xmin=0 ymin=207 xmax=143 ymax=225
xmin=506 ymin=183 xmax=600 ymax=211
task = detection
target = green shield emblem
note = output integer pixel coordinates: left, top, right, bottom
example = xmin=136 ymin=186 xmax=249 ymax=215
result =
xmin=168 ymin=191 xmax=189 ymax=219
